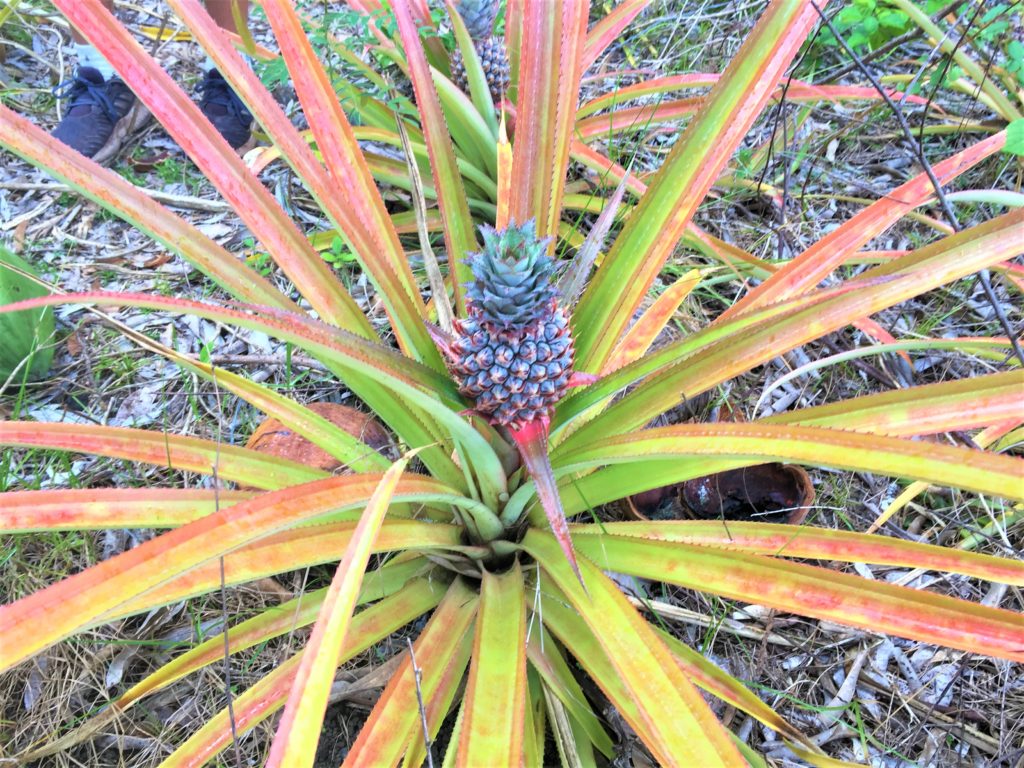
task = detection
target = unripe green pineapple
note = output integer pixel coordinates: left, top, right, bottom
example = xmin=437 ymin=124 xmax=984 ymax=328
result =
xmin=440 ymin=221 xmax=577 ymax=431
xmin=450 ymin=0 xmax=509 ymax=104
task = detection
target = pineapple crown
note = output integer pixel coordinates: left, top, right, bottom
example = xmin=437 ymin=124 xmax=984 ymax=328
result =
xmin=455 ymin=0 xmax=498 ymax=40
xmin=465 ymin=220 xmax=558 ymax=327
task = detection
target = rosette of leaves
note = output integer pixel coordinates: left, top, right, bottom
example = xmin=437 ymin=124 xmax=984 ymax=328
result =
xmin=1 ymin=0 xmax=1022 ymax=765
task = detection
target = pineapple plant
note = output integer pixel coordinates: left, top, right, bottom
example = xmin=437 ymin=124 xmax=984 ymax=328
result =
xmin=433 ymin=221 xmax=584 ymax=431
xmin=449 ymin=0 xmax=509 ymax=103
xmin=2 ymin=1 xmax=1023 ymax=765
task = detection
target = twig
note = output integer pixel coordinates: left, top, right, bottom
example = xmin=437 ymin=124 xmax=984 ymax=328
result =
xmin=912 ymin=1 xmax=987 ymax=145
xmin=810 ymin=2 xmax=1024 ymax=367
xmin=0 ymin=182 xmax=232 ymax=212
xmin=393 ymin=96 xmax=454 ymax=332
xmin=206 ymin=353 xmax=329 ymax=372
xmin=406 ymin=637 xmax=435 ymax=768
xmin=211 ymin=371 xmax=243 ymax=768
xmin=625 ymin=596 xmax=795 ymax=646
xmin=899 ymin=657 xmax=969 ymax=758
xmin=149 ymin=11 xmax=168 ymax=57
xmin=858 ymin=665 xmax=999 ymax=754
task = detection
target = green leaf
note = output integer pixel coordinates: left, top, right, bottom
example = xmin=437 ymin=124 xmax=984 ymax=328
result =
xmin=394 ymin=0 xmax=477 ymax=309
xmin=525 ymin=628 xmax=614 ymax=758
xmin=1004 ymin=119 xmax=1024 ymax=156
xmin=554 ymin=423 xmax=1023 ymax=501
xmin=0 ymin=290 xmax=510 ymax=510
xmin=458 ymin=563 xmax=528 ymax=766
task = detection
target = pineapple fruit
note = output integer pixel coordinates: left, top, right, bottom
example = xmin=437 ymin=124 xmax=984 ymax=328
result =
xmin=450 ymin=0 xmax=510 ymax=104
xmin=435 ymin=221 xmax=581 ymax=431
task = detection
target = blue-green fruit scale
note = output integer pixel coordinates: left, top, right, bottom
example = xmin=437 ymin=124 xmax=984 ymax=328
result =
xmin=0 ymin=245 xmax=54 ymax=381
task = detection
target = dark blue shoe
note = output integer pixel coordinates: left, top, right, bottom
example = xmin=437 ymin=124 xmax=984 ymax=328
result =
xmin=197 ymin=69 xmax=254 ymax=150
xmin=52 ymin=67 xmax=147 ymax=165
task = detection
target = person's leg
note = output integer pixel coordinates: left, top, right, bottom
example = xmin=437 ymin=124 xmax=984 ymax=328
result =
xmin=196 ymin=0 xmax=254 ymax=149
xmin=55 ymin=0 xmax=254 ymax=158
xmin=204 ymin=0 xmax=250 ymax=34
xmin=69 ymin=0 xmax=115 ymax=79
xmin=53 ymin=0 xmax=144 ymax=163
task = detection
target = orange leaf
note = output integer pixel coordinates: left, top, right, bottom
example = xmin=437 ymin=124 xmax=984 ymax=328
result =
xmin=267 ymin=454 xmax=415 ymax=767
xmin=575 ymin=535 xmax=1024 ymax=661
xmin=603 ymin=270 xmax=700 ymax=373
xmin=509 ymin=1 xmax=590 ymax=238
xmin=721 ymin=131 xmax=1007 ymax=320
xmin=343 ymin=579 xmax=478 ymax=767
xmin=573 ymin=0 xmax=830 ymax=372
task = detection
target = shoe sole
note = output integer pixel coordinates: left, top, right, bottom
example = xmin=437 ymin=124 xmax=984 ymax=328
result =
xmin=91 ymin=101 xmax=153 ymax=167
xmin=234 ymin=131 xmax=257 ymax=156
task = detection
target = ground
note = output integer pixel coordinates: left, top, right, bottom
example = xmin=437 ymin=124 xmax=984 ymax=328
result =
xmin=0 ymin=1 xmax=1021 ymax=766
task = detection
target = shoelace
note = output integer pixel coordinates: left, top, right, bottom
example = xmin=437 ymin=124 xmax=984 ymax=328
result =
xmin=53 ymin=72 xmax=119 ymax=124
xmin=196 ymin=74 xmax=252 ymax=124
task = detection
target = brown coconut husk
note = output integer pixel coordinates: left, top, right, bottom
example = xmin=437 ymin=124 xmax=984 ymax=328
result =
xmin=242 ymin=402 xmax=391 ymax=484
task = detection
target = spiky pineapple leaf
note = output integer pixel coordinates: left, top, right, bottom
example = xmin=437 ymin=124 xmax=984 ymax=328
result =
xmin=574 ymin=535 xmax=1024 ymax=661
xmin=602 ymin=270 xmax=701 ymax=373
xmin=17 ymin=567 xmax=440 ymax=764
xmin=108 ymin=317 xmax=393 ymax=473
xmin=268 ymin=453 xmax=417 ymax=766
xmin=509 ymin=419 xmax=583 ymax=584
xmin=554 ymin=423 xmax=1023 ymax=500
xmin=102 ymin=520 xmax=469 ymax=624
xmin=0 ymin=106 xmax=294 ymax=314
xmin=396 ymin=0 xmax=477 ymax=309
xmin=343 ymin=579 xmax=478 ymax=768
xmin=572 ymin=0 xmax=827 ymax=371
xmin=720 ymin=130 xmax=1008 ymax=320
xmin=523 ymin=531 xmax=745 ymax=766
xmin=158 ymin=576 xmax=447 ymax=767
xmin=447 ymin=0 xmax=502 ymax=133
xmin=766 ymin=369 xmax=1023 ymax=434
xmin=458 ymin=563 xmax=528 ymax=767
xmin=0 ymin=477 xmax=468 ymax=670
xmin=253 ymin=0 xmax=442 ymax=366
xmin=558 ymin=209 xmax=1024 ymax=445
xmin=575 ymin=74 xmax=930 ymax=123
xmin=52 ymin=0 xmax=372 ymax=336
xmin=0 ymin=291 xmax=511 ymax=506
xmin=509 ymin=0 xmax=590 ymax=239
xmin=580 ymin=0 xmax=651 ymax=71
xmin=0 ymin=488 xmax=252 ymax=532
xmin=525 ymin=628 xmax=615 ymax=758
xmin=0 ymin=421 xmax=324 ymax=490
xmin=574 ymin=522 xmax=1024 ymax=585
